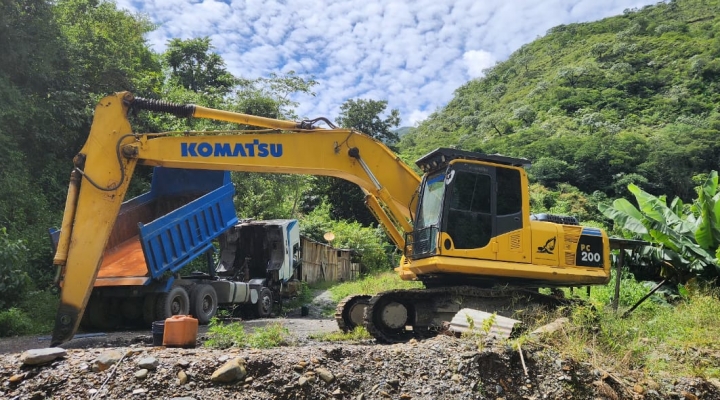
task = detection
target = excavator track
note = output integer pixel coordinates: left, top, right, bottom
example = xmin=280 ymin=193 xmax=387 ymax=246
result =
xmin=335 ymin=294 xmax=372 ymax=332
xmin=363 ymin=286 xmax=572 ymax=343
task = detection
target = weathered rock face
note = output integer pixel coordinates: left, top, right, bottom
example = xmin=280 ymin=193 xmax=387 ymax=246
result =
xmin=20 ymin=348 xmax=67 ymax=366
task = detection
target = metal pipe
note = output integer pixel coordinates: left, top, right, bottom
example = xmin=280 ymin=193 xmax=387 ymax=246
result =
xmin=612 ymin=249 xmax=625 ymax=312
xmin=622 ymin=279 xmax=668 ymax=318
xmin=193 ymin=106 xmax=301 ymax=130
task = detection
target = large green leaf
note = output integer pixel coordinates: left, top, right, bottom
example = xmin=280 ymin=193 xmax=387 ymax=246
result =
xmin=598 ymin=201 xmax=650 ymax=240
xmin=669 ymin=196 xmax=684 ymax=216
xmin=628 ymin=184 xmax=694 ymax=234
xmin=694 ymin=171 xmax=720 ymax=249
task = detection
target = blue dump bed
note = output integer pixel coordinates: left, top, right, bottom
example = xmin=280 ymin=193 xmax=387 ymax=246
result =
xmin=139 ymin=177 xmax=237 ymax=279
xmin=89 ymin=167 xmax=238 ymax=286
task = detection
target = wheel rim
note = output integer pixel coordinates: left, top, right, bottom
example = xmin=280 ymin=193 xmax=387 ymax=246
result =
xmin=260 ymin=294 xmax=271 ymax=315
xmin=171 ymin=297 xmax=184 ymax=314
xmin=202 ymin=294 xmax=213 ymax=314
xmin=348 ymin=303 xmax=367 ymax=327
xmin=380 ymin=301 xmax=408 ymax=330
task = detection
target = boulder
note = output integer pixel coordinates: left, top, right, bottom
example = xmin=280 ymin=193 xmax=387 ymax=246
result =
xmin=20 ymin=348 xmax=67 ymax=366
xmin=137 ymin=356 xmax=158 ymax=370
xmin=211 ymin=357 xmax=246 ymax=383
xmin=92 ymin=350 xmax=123 ymax=372
xmin=316 ymin=367 xmax=335 ymax=383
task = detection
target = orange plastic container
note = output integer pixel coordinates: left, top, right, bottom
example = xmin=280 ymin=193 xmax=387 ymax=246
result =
xmin=162 ymin=315 xmax=198 ymax=348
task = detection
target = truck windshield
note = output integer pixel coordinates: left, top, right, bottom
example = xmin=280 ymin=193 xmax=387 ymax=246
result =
xmin=416 ymin=172 xmax=446 ymax=230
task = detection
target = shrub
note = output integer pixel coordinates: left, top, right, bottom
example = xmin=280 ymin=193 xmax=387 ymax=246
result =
xmin=0 ymin=308 xmax=34 ymax=337
xmin=0 ymin=227 xmax=31 ymax=309
xmin=246 ymin=323 xmax=291 ymax=348
xmin=205 ymin=318 xmax=247 ymax=348
xmin=300 ymin=202 xmax=394 ymax=272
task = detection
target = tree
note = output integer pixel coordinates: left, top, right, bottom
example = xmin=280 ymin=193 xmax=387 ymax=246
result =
xmin=301 ymin=98 xmax=402 ymax=226
xmin=164 ymin=37 xmax=237 ymax=94
xmin=336 ymin=99 xmax=400 ymax=143
xmin=235 ymin=71 xmax=317 ymax=120
xmin=232 ymin=174 xmax=312 ymax=220
xmin=528 ymin=157 xmax=573 ymax=188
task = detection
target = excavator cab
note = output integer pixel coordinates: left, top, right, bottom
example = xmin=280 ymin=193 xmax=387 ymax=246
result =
xmin=409 ymin=148 xmax=529 ymax=261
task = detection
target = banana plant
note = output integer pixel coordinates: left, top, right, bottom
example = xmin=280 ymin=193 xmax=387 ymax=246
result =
xmin=598 ymin=171 xmax=720 ymax=284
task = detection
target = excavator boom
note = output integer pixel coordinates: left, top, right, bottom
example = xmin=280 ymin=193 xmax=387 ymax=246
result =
xmin=51 ymin=92 xmax=419 ymax=344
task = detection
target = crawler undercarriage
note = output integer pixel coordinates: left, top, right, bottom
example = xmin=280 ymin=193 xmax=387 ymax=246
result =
xmin=335 ymin=286 xmax=571 ymax=343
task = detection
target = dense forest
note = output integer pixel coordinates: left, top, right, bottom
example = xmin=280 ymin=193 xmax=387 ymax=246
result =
xmin=1 ymin=0 xmax=719 ymax=333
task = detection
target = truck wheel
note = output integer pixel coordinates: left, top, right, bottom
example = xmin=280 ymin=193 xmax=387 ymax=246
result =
xmin=120 ymin=298 xmax=143 ymax=323
xmin=87 ymin=299 xmax=117 ymax=331
xmin=142 ymin=294 xmax=157 ymax=327
xmin=190 ymin=284 xmax=218 ymax=324
xmin=155 ymin=286 xmax=190 ymax=320
xmin=256 ymin=287 xmax=273 ymax=318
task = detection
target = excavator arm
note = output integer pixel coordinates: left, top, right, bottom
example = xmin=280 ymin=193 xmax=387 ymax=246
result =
xmin=51 ymin=92 xmax=420 ymax=345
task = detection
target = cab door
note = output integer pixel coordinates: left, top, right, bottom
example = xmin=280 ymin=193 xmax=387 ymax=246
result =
xmin=439 ymin=163 xmax=497 ymax=261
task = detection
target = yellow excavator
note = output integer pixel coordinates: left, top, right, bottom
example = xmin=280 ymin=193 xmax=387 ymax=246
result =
xmin=50 ymin=92 xmax=611 ymax=345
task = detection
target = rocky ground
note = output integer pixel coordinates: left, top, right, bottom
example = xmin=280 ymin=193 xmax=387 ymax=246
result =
xmin=1 ymin=292 xmax=719 ymax=399
xmin=2 ymin=333 xmax=719 ymax=400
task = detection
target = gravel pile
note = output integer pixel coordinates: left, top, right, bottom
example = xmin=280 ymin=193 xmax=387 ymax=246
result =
xmin=2 ymin=333 xmax=719 ymax=400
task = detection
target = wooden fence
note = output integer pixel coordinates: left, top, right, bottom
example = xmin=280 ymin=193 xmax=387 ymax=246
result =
xmin=299 ymin=237 xmax=359 ymax=284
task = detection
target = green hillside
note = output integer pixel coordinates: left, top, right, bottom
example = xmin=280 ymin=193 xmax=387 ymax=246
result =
xmin=399 ymin=0 xmax=720 ymax=201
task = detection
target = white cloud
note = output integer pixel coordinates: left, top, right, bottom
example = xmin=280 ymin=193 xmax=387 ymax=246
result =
xmin=408 ymin=110 xmax=431 ymax=126
xmin=463 ymin=50 xmax=497 ymax=78
xmin=118 ymin=0 xmax=658 ymax=126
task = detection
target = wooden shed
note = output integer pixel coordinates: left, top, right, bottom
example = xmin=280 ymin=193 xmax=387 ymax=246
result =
xmin=298 ymin=236 xmax=359 ymax=284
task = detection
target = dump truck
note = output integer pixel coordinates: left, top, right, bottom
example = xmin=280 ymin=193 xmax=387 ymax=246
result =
xmin=51 ymin=166 xmax=300 ymax=329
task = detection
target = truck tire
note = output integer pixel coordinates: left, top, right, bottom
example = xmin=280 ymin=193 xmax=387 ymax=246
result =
xmin=87 ymin=299 xmax=117 ymax=331
xmin=189 ymin=284 xmax=218 ymax=324
xmin=120 ymin=298 xmax=143 ymax=322
xmin=155 ymin=286 xmax=190 ymax=321
xmin=142 ymin=294 xmax=157 ymax=326
xmin=257 ymin=287 xmax=273 ymax=318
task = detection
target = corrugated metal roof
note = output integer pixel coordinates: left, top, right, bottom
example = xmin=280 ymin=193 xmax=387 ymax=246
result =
xmin=449 ymin=308 xmax=520 ymax=340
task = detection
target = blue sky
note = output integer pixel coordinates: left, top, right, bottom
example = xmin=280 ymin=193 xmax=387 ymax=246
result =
xmin=117 ymin=0 xmax=659 ymax=126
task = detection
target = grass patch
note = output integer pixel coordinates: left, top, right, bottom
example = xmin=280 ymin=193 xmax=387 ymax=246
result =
xmin=328 ymin=272 xmax=423 ymax=302
xmin=205 ymin=319 xmax=292 ymax=349
xmin=309 ymin=326 xmax=372 ymax=342
xmin=535 ymin=276 xmax=720 ymax=379
xmin=247 ymin=323 xmax=292 ymax=348
xmin=205 ymin=318 xmax=248 ymax=348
